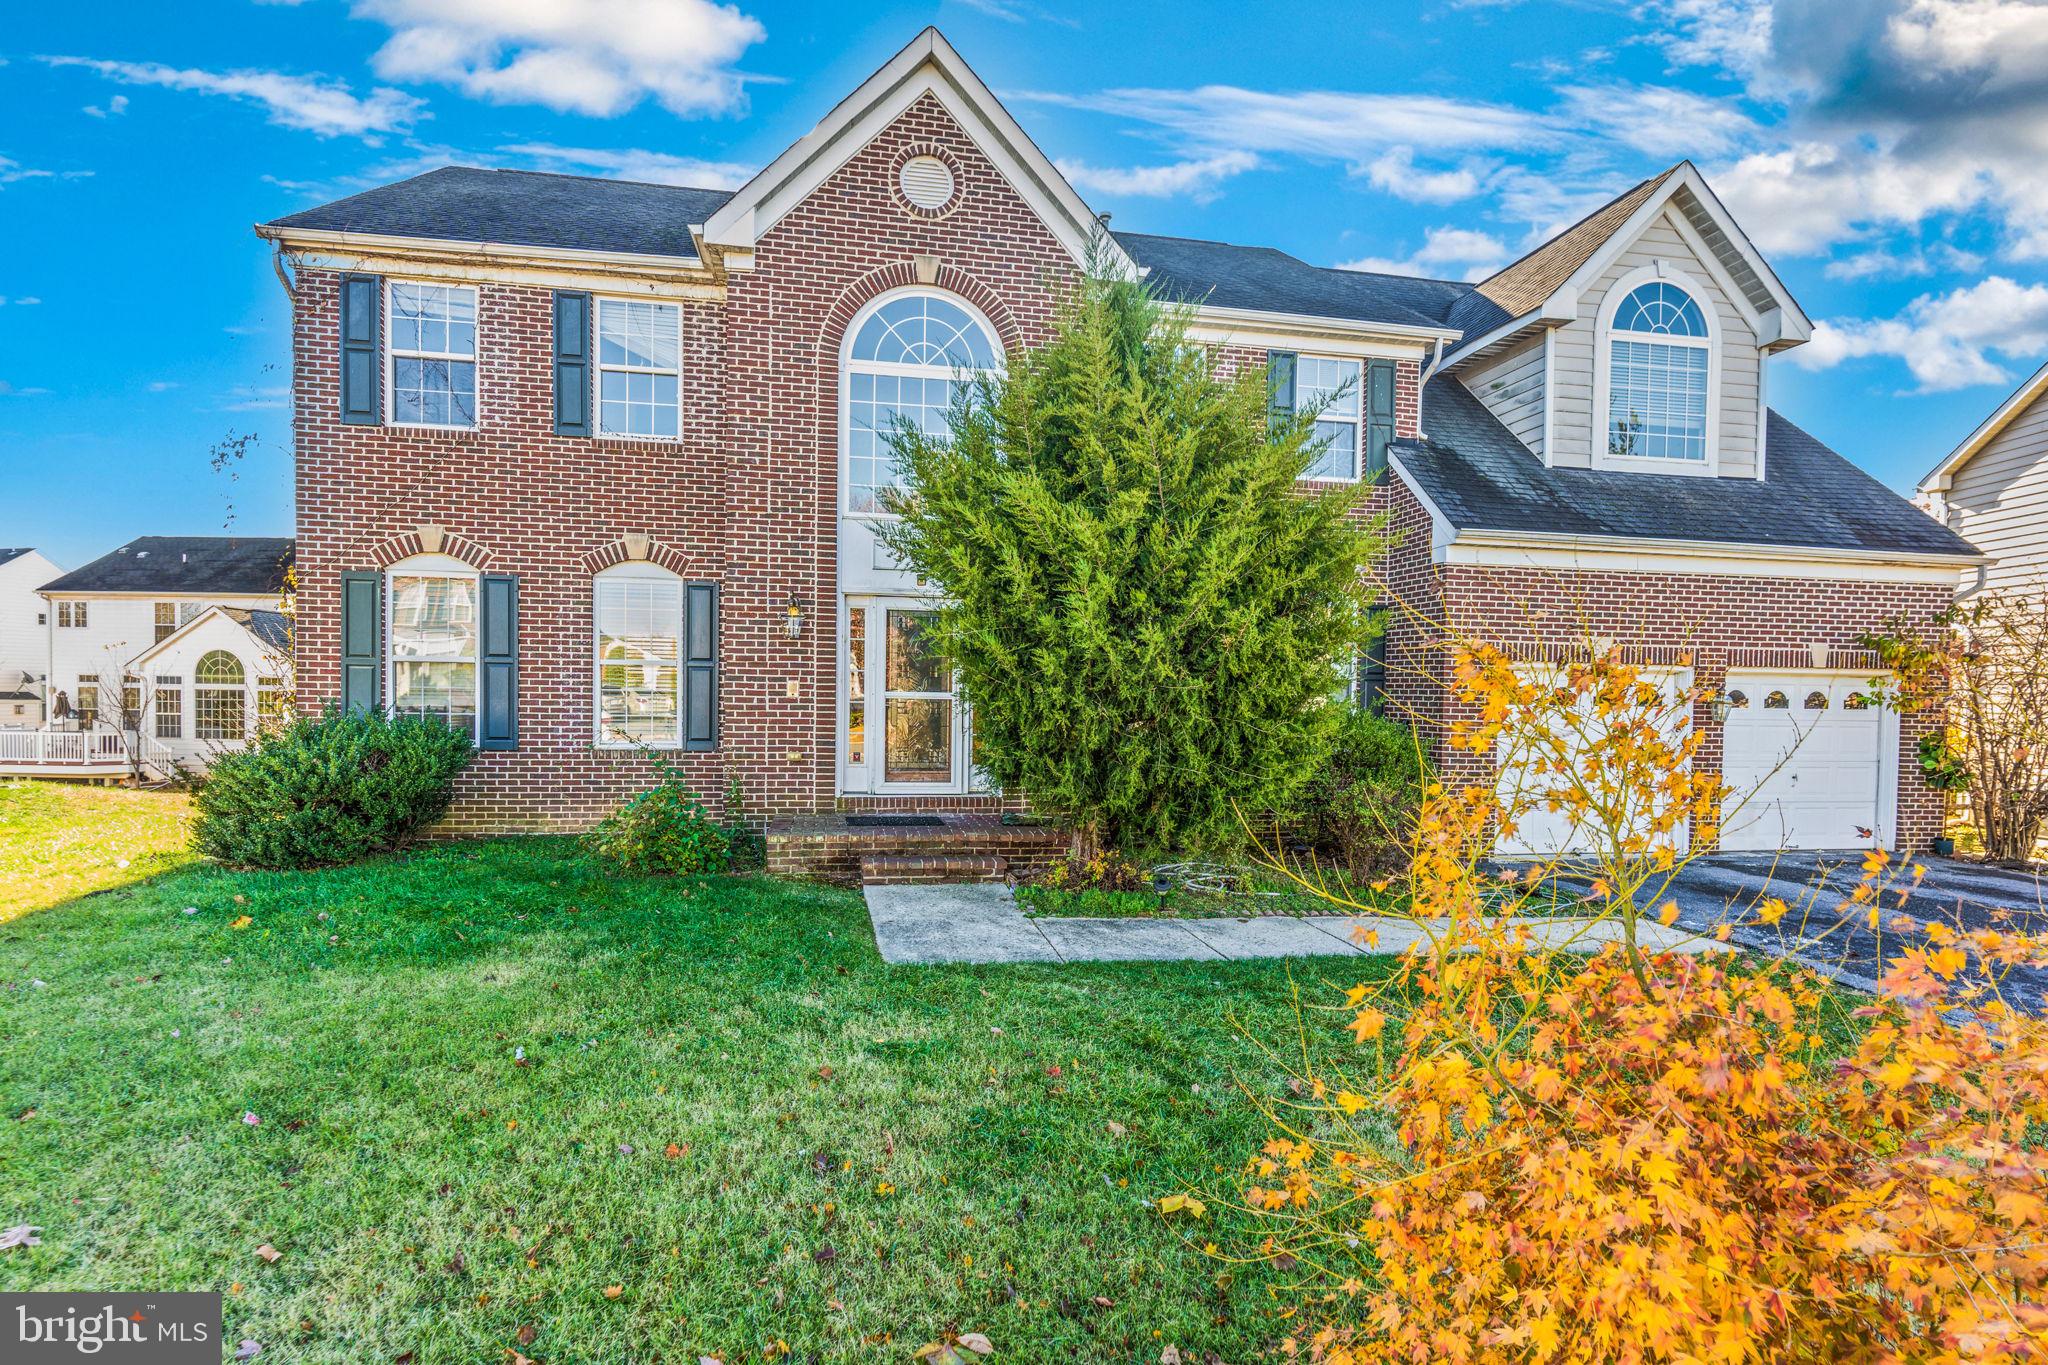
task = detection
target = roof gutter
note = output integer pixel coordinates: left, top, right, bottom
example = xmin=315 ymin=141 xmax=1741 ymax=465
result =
xmin=253 ymin=224 xmax=708 ymax=275
xmin=1190 ymin=302 xmax=1460 ymax=345
xmin=1448 ymin=524 xmax=1988 ymax=571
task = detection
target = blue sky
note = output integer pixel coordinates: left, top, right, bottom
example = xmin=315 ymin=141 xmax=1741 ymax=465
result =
xmin=6 ymin=0 xmax=2047 ymax=569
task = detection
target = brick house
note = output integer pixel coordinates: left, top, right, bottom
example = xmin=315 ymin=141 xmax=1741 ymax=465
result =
xmin=256 ymin=28 xmax=1978 ymax=869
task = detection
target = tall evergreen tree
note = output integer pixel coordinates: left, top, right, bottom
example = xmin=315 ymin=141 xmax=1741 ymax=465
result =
xmin=880 ymin=268 xmax=1385 ymax=860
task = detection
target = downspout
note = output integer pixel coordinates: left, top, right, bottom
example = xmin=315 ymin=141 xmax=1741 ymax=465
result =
xmin=270 ymin=244 xmax=296 ymax=303
xmin=1954 ymin=562 xmax=1990 ymax=602
xmin=1418 ymin=335 xmax=1446 ymax=440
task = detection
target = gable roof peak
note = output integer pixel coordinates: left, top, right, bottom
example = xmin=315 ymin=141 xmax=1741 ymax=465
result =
xmin=700 ymin=26 xmax=1125 ymax=272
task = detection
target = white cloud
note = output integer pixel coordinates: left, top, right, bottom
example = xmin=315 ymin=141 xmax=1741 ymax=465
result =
xmin=83 ymin=93 xmax=129 ymax=118
xmin=0 ymin=381 xmax=51 ymax=397
xmin=1710 ymin=139 xmax=1998 ymax=257
xmin=0 ymin=296 xmax=42 ymax=306
xmin=1556 ymin=83 xmax=1758 ymax=158
xmin=352 ymin=0 xmax=766 ymax=118
xmin=1822 ymin=241 xmax=1983 ymax=281
xmin=1790 ymin=275 xmax=2048 ymax=390
xmin=148 ymin=380 xmax=180 ymax=392
xmin=950 ymin=0 xmax=1079 ymax=24
xmin=1645 ymin=0 xmax=1776 ymax=79
xmin=221 ymin=384 xmax=289 ymax=411
xmin=1016 ymin=85 xmax=1559 ymax=164
xmin=1361 ymin=147 xmax=1483 ymax=205
xmin=1054 ymin=150 xmax=1256 ymax=202
xmin=1339 ymin=226 xmax=1510 ymax=281
xmin=498 ymin=142 xmax=751 ymax=187
xmin=43 ymin=57 xmax=422 ymax=139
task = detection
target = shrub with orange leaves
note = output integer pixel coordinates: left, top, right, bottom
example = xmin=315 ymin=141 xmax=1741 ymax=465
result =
xmin=1231 ymin=644 xmax=2048 ymax=1364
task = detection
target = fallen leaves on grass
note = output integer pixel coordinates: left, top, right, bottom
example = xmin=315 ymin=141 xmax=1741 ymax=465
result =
xmin=664 ymin=1142 xmax=685 ymax=1159
xmin=230 ymin=916 xmax=252 ymax=930
xmin=233 ymin=1341 xmax=261 ymax=1361
xmin=1157 ymin=1193 xmax=1206 ymax=1219
xmin=913 ymin=1332 xmax=994 ymax=1363
xmin=602 ymin=1285 xmax=623 ymax=1300
xmin=0 ymin=1225 xmax=42 ymax=1250
xmin=254 ymin=1243 xmax=281 ymax=1264
xmin=515 ymin=1325 xmax=535 ymax=1346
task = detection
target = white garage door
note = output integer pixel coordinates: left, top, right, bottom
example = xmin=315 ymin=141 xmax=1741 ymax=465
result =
xmin=1495 ymin=668 xmax=1692 ymax=859
xmin=1719 ymin=673 xmax=1892 ymax=852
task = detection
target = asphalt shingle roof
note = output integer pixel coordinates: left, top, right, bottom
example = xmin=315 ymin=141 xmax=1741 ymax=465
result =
xmin=222 ymin=607 xmax=292 ymax=653
xmin=267 ymin=167 xmax=736 ymax=259
xmin=1114 ymin=231 xmax=1468 ymax=332
xmin=0 ymin=549 xmax=31 ymax=568
xmin=1395 ymin=376 xmax=1980 ymax=559
xmin=42 ymin=538 xmax=296 ymax=596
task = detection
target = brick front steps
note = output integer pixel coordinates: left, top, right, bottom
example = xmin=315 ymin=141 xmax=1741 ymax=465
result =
xmin=765 ymin=813 xmax=1065 ymax=886
xmin=860 ymin=853 xmax=1006 ymax=885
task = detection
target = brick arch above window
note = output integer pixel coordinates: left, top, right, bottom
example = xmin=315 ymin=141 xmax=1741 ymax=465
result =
xmin=365 ymin=525 xmax=497 ymax=572
xmin=578 ymin=533 xmax=699 ymax=578
xmin=818 ymin=262 xmax=1025 ymax=367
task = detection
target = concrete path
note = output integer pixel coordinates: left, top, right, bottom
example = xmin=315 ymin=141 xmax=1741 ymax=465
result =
xmin=863 ymin=882 xmax=1718 ymax=966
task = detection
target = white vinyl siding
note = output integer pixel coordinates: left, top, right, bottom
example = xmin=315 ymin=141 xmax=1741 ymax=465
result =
xmin=1466 ymin=335 xmax=1546 ymax=459
xmin=1548 ymin=208 xmax=1760 ymax=476
xmin=1944 ymin=389 xmax=2048 ymax=595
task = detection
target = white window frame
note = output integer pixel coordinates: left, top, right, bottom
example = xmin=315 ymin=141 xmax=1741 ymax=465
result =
xmin=839 ymin=287 xmax=1003 ymax=520
xmin=153 ymin=601 xmax=177 ymax=643
xmin=57 ymin=601 xmax=86 ymax=628
xmin=594 ymin=296 xmax=684 ymax=442
xmin=1294 ymin=354 xmax=1363 ymax=484
xmin=592 ymin=563 xmax=686 ymax=750
xmin=384 ymin=554 xmax=481 ymax=741
xmin=385 ymin=280 xmax=480 ymax=431
xmin=1592 ymin=264 xmax=1719 ymax=477
xmin=193 ymin=651 xmax=248 ymax=743
xmin=153 ymin=674 xmax=183 ymax=740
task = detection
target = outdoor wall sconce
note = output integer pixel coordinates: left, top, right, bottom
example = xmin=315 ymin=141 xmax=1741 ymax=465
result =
xmin=1708 ymin=693 xmax=1732 ymax=725
xmin=786 ymin=593 xmax=804 ymax=639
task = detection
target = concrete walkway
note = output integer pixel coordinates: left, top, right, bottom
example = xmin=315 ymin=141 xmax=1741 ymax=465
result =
xmin=863 ymin=883 xmax=1719 ymax=966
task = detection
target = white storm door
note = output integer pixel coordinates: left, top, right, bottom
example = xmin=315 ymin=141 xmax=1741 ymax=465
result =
xmin=1719 ymin=673 xmax=1892 ymax=851
xmin=840 ymin=599 xmax=973 ymax=795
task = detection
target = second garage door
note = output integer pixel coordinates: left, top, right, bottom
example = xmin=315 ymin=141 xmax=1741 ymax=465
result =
xmin=1719 ymin=672 xmax=1893 ymax=852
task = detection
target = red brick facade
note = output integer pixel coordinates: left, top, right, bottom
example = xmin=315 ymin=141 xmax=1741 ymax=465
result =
xmin=286 ymin=83 xmax=1952 ymax=855
xmin=1372 ymin=480 xmax=1953 ymax=853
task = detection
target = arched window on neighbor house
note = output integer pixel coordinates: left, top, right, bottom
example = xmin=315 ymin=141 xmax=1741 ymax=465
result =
xmin=194 ymin=650 xmax=246 ymax=741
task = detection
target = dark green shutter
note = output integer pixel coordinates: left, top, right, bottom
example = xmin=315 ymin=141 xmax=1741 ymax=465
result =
xmin=552 ymin=291 xmax=591 ymax=436
xmin=1267 ymin=350 xmax=1297 ymax=434
xmin=682 ymin=583 xmax=719 ymax=752
xmin=340 ymin=274 xmax=381 ymax=425
xmin=1360 ymin=609 xmax=1389 ymax=714
xmin=1365 ymin=359 xmax=1396 ymax=479
xmin=478 ymin=574 xmax=518 ymax=750
xmin=340 ymin=571 xmax=382 ymax=713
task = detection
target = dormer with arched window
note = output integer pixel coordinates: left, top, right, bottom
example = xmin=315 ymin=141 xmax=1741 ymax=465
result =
xmin=1594 ymin=268 xmax=1720 ymax=475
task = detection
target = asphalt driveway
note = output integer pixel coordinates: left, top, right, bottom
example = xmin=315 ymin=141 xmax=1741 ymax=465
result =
xmin=1549 ymin=851 xmax=2048 ymax=1007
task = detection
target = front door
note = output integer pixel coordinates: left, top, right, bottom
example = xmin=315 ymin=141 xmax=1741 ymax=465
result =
xmin=840 ymin=598 xmax=976 ymax=795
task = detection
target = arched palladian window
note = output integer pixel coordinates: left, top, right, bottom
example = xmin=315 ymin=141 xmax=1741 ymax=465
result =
xmin=843 ymin=291 xmax=999 ymax=514
xmin=195 ymin=650 xmax=246 ymax=741
xmin=1605 ymin=280 xmax=1711 ymax=463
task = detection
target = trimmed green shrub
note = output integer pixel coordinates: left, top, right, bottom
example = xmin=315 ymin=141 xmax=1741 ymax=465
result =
xmin=193 ymin=706 xmax=474 ymax=869
xmin=1293 ymin=705 xmax=1430 ymax=879
xmin=586 ymin=770 xmax=731 ymax=876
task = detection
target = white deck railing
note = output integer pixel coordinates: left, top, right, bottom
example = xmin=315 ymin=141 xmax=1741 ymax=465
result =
xmin=0 ymin=728 xmax=180 ymax=778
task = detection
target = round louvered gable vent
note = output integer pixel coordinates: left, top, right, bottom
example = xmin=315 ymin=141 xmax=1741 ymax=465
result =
xmin=898 ymin=155 xmax=956 ymax=210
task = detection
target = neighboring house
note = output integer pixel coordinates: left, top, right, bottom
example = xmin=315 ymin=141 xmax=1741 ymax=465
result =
xmin=1919 ymin=360 xmax=2048 ymax=596
xmin=0 ymin=548 xmax=63 ymax=729
xmin=256 ymin=27 xmax=1978 ymax=863
xmin=36 ymin=537 xmax=294 ymax=770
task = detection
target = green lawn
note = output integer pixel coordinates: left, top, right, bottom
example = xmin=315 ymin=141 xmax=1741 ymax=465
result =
xmin=0 ymin=779 xmax=195 ymax=923
xmin=0 ymin=782 xmax=1389 ymax=1362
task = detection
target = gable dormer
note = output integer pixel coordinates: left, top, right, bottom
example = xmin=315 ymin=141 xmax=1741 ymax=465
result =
xmin=1440 ymin=164 xmax=1810 ymax=481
